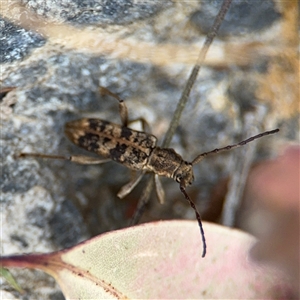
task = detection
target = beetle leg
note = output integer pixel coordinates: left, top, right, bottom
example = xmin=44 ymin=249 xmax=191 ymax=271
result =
xmin=99 ymin=86 xmax=128 ymax=127
xmin=17 ymin=152 xmax=111 ymax=164
xmin=154 ymin=174 xmax=165 ymax=204
xmin=0 ymin=86 xmax=16 ymax=100
xmin=129 ymin=175 xmax=154 ymax=225
xmin=117 ymin=171 xmax=145 ymax=199
xmin=127 ymin=117 xmax=151 ymax=133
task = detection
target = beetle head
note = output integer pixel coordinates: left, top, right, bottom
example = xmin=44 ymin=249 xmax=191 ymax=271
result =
xmin=174 ymin=161 xmax=194 ymax=188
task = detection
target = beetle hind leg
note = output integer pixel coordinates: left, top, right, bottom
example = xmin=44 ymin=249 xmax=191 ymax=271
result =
xmin=17 ymin=152 xmax=111 ymax=164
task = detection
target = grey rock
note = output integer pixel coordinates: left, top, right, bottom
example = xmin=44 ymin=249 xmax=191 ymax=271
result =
xmin=21 ymin=0 xmax=172 ymax=25
xmin=0 ymin=18 xmax=45 ymax=63
xmin=190 ymin=0 xmax=281 ymax=36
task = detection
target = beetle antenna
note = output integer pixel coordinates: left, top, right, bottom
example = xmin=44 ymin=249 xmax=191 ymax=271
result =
xmin=191 ymin=128 xmax=279 ymax=165
xmin=180 ymin=184 xmax=206 ymax=257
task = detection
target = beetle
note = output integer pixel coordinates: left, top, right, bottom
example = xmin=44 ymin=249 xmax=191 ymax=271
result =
xmin=19 ymin=83 xmax=279 ymax=258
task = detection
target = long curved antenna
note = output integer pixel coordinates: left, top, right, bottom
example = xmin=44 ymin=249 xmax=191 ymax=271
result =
xmin=180 ymin=184 xmax=206 ymax=258
xmin=192 ymin=129 xmax=279 ymax=165
xmin=161 ymin=0 xmax=233 ymax=148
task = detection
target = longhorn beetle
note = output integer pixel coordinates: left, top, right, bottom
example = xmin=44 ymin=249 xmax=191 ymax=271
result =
xmin=17 ymin=0 xmax=279 ymax=257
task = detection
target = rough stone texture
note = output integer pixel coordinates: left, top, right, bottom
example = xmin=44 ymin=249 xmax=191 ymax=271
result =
xmin=1 ymin=0 xmax=298 ymax=298
xmin=0 ymin=18 xmax=45 ymax=63
xmin=190 ymin=0 xmax=282 ymax=36
xmin=21 ymin=0 xmax=171 ymax=25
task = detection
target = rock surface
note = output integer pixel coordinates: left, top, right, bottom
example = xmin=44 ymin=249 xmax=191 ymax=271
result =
xmin=1 ymin=1 xmax=298 ymax=298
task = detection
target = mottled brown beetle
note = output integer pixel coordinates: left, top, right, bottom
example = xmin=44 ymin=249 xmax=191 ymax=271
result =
xmin=18 ymin=88 xmax=279 ymax=259
xmin=17 ymin=0 xmax=279 ymax=257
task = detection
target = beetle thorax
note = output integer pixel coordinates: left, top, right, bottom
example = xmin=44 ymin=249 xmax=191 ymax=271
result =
xmin=146 ymin=147 xmax=194 ymax=186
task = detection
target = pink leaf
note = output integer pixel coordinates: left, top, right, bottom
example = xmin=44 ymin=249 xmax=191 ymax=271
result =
xmin=1 ymin=221 xmax=291 ymax=299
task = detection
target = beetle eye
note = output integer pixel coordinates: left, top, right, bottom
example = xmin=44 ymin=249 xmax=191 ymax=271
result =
xmin=176 ymin=174 xmax=182 ymax=183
